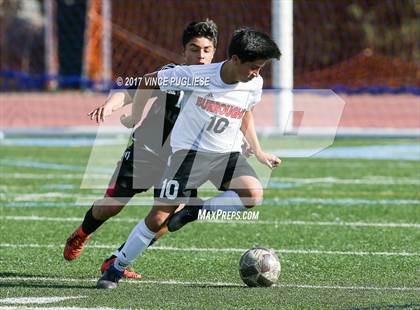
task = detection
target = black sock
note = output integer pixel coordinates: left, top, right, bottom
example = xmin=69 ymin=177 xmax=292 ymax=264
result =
xmin=81 ymin=207 xmax=106 ymax=235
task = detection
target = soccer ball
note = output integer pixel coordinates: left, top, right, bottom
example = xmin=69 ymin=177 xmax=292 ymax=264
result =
xmin=239 ymin=247 xmax=281 ymax=287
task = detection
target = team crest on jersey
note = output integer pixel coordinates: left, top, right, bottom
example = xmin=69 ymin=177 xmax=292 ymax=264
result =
xmin=205 ymin=92 xmax=214 ymax=99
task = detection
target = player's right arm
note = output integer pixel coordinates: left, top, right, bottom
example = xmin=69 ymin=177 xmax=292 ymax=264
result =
xmin=121 ymin=66 xmax=193 ymax=128
xmin=88 ymin=90 xmax=132 ymax=123
xmin=120 ymin=72 xmax=160 ymax=128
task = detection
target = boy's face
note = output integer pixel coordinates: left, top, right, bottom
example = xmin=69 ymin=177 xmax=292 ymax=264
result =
xmin=232 ymin=56 xmax=267 ymax=82
xmin=183 ymin=37 xmax=216 ymax=65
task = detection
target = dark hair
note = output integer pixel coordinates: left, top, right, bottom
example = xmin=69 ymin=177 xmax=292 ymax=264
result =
xmin=182 ymin=19 xmax=218 ymax=48
xmin=228 ymin=28 xmax=281 ymax=62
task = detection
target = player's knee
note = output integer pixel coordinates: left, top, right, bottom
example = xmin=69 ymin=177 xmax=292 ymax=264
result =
xmin=238 ymin=187 xmax=263 ymax=208
xmin=246 ymin=187 xmax=263 ymax=208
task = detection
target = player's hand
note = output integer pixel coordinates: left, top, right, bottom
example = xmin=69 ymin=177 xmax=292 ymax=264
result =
xmin=241 ymin=139 xmax=254 ymax=158
xmin=255 ymin=150 xmax=281 ymax=169
xmin=88 ymin=104 xmax=113 ymax=123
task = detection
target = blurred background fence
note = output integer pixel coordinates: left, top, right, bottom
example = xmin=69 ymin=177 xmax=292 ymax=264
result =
xmin=0 ymin=0 xmax=419 ymax=136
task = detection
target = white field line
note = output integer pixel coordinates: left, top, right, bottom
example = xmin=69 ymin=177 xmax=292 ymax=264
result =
xmin=0 ymin=173 xmax=106 ymax=180
xmin=0 ymin=160 xmax=84 ymax=172
xmin=3 ymin=172 xmax=420 ymax=185
xmin=2 ymin=155 xmax=417 ymax=171
xmin=0 ymin=243 xmax=418 ymax=257
xmin=267 ymin=197 xmax=420 ymax=206
xmin=13 ymin=193 xmax=75 ymax=201
xmin=207 ymin=219 xmax=420 ymax=228
xmin=282 ymin=161 xmax=417 ymax=169
xmin=0 ymin=184 xmax=80 ymax=191
xmin=270 ymin=176 xmax=420 ymax=185
xmin=2 ymin=215 xmax=420 ymax=229
xmin=0 ymin=202 xmax=111 ymax=208
xmin=0 ymin=308 xmax=125 ymax=310
xmin=0 ymin=276 xmax=419 ymax=292
xmin=0 ymin=159 xmax=112 ymax=174
xmin=0 ymin=296 xmax=86 ymax=305
xmin=2 ymin=197 xmax=420 ymax=207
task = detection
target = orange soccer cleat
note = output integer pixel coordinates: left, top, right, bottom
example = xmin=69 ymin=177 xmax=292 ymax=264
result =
xmin=63 ymin=226 xmax=91 ymax=261
xmin=100 ymin=256 xmax=142 ymax=279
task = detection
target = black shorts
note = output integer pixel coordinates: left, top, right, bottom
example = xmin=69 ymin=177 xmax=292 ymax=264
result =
xmin=105 ymin=144 xmax=168 ymax=200
xmin=154 ymin=150 xmax=258 ymax=204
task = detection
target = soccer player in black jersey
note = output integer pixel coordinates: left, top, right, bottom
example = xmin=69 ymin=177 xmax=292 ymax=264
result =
xmin=64 ymin=19 xmax=218 ymax=278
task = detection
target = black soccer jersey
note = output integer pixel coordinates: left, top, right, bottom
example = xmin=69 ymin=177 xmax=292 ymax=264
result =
xmin=129 ymin=64 xmax=181 ymax=157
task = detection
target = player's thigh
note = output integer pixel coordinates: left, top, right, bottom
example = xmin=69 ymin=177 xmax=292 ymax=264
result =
xmin=132 ymin=147 xmax=168 ymax=191
xmin=108 ymin=145 xmax=166 ymax=200
xmin=96 ymin=149 xmax=138 ymax=219
xmin=219 ymin=153 xmax=263 ymax=207
xmin=105 ymin=145 xmax=143 ymax=200
xmin=227 ymin=175 xmax=263 ymax=203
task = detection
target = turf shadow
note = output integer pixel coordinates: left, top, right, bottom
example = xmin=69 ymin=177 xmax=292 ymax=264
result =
xmin=0 ymin=282 xmax=94 ymax=290
xmin=0 ymin=272 xmax=95 ymax=290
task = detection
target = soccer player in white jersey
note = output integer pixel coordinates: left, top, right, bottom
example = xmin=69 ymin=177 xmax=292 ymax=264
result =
xmin=63 ymin=20 xmax=218 ymax=278
xmin=97 ymin=28 xmax=281 ymax=289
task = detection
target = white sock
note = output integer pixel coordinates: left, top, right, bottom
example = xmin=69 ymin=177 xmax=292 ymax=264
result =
xmin=202 ymin=190 xmax=246 ymax=212
xmin=114 ymin=219 xmax=156 ymax=271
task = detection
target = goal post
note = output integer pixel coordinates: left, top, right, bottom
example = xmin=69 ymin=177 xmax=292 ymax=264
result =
xmin=101 ymin=0 xmax=112 ymax=90
xmin=272 ymin=0 xmax=293 ymax=133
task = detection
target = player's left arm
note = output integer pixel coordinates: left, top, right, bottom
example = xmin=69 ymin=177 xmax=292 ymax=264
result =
xmin=240 ymin=110 xmax=281 ymax=169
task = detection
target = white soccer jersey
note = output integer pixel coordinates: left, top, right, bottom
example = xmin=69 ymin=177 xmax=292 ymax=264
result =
xmin=157 ymin=61 xmax=263 ymax=153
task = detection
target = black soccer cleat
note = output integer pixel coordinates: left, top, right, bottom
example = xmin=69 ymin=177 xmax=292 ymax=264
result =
xmin=167 ymin=204 xmax=202 ymax=232
xmin=96 ymin=263 xmax=124 ymax=289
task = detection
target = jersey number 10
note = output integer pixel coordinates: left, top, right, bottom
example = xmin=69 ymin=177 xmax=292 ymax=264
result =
xmin=207 ymin=115 xmax=229 ymax=133
xmin=159 ymin=179 xmax=180 ymax=200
